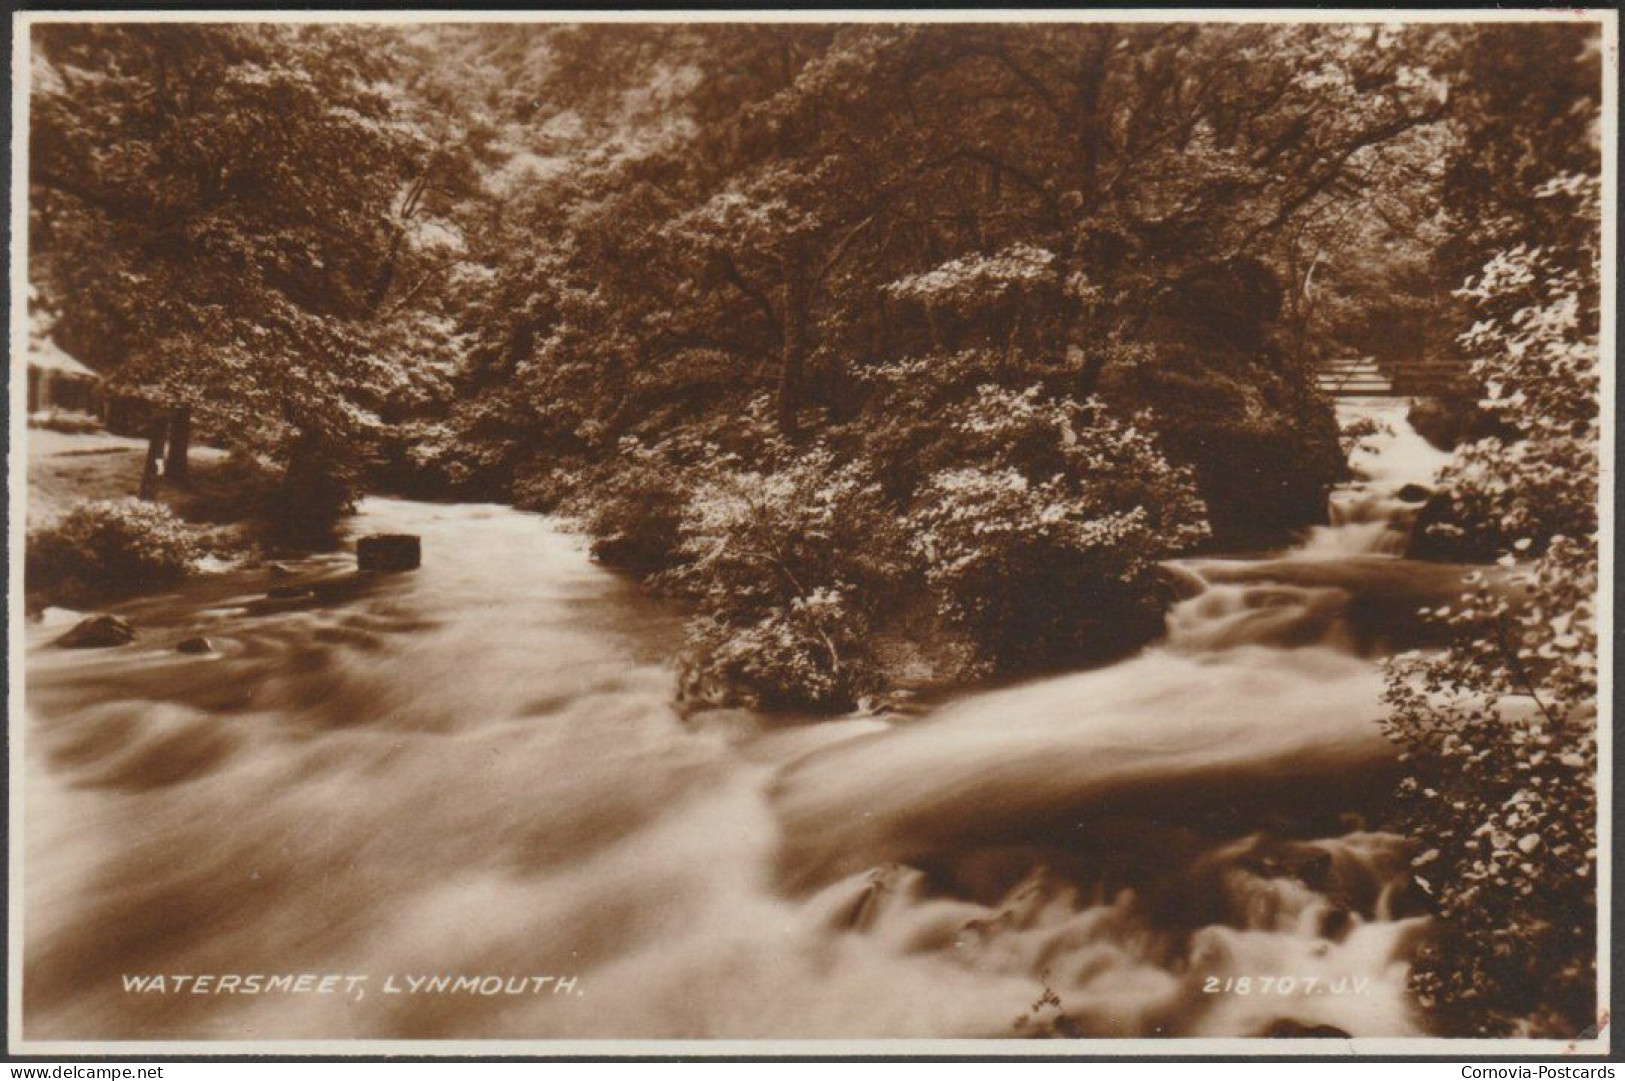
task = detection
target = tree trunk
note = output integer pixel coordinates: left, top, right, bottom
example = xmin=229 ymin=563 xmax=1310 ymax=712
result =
xmin=1002 ymin=304 xmax=1024 ymax=379
xmin=1071 ymin=27 xmax=1117 ymax=208
xmin=165 ymin=406 xmax=191 ymax=484
xmin=364 ymin=232 xmax=404 ymax=315
xmin=778 ymin=263 xmax=807 ymax=435
xmin=364 ymin=164 xmax=433 ymax=316
xmin=138 ymin=422 xmax=167 ymax=501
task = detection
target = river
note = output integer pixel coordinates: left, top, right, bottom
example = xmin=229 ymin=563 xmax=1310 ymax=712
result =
xmin=21 ymin=399 xmax=1475 ymax=1041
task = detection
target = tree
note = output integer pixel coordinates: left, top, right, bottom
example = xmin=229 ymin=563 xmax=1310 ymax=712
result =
xmin=29 ymin=23 xmax=459 ymax=537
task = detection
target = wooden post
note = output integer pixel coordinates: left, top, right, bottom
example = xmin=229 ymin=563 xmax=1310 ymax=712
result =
xmin=138 ymin=421 xmax=167 ymax=501
xmin=165 ymin=406 xmax=191 ymax=484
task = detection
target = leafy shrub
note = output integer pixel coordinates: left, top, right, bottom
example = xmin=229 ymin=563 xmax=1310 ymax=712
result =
xmin=510 ymin=457 xmax=588 ymax=514
xmin=27 ymin=498 xmax=203 ymax=606
xmin=849 ymin=348 xmax=1022 ymax=500
xmin=382 ymin=398 xmax=536 ymax=501
xmin=908 ymin=387 xmax=1209 ymax=672
xmin=606 ymin=383 xmax=1213 ymax=710
xmin=666 ymin=450 xmax=912 ymax=711
xmin=681 ymin=590 xmax=873 ymax=712
xmin=1381 ymin=173 xmax=1599 ymax=1037
xmin=1383 ymin=538 xmax=1597 ymax=1036
xmin=575 ymin=438 xmax=706 ymax=576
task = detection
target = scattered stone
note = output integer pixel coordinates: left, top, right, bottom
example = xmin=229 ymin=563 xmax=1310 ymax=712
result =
xmin=1284 ymin=848 xmax=1333 ymax=889
xmin=1395 ymin=483 xmax=1431 ymax=504
xmin=1319 ymin=906 xmax=1354 ymax=940
xmin=1264 ymin=1020 xmax=1352 ymax=1039
xmin=176 ymin=635 xmax=214 ymax=654
xmin=358 ymin=533 xmax=421 ymax=572
xmin=590 ymin=532 xmax=666 ymax=573
xmin=56 ymin=614 xmax=136 ymax=649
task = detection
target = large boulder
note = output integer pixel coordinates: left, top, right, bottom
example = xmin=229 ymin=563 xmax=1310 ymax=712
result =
xmin=357 ymin=533 xmax=421 ymax=572
xmin=56 ymin=614 xmax=136 ymax=649
xmin=1108 ymin=261 xmax=1346 ymax=549
xmin=1407 ymin=394 xmax=1520 ymax=453
xmin=1406 ymin=395 xmax=1474 ymax=452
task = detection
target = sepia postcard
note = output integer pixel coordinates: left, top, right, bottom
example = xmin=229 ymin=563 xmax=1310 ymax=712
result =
xmin=6 ymin=8 xmax=1616 ymax=1058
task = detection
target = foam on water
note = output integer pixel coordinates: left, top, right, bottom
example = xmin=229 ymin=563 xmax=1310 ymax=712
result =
xmin=23 ymin=401 xmax=1464 ymax=1040
xmin=1292 ymin=399 xmax=1452 ymax=561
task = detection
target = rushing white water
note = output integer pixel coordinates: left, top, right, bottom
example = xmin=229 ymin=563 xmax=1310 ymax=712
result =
xmin=23 ymin=399 xmax=1468 ymax=1041
xmin=1291 ymin=400 xmax=1452 ymax=561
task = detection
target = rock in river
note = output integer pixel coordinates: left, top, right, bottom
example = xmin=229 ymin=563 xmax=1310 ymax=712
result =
xmin=1395 ymin=483 xmax=1431 ymax=504
xmin=358 ymin=533 xmax=421 ymax=572
xmin=176 ymin=635 xmax=215 ymax=654
xmin=1264 ymin=1020 xmax=1353 ymax=1039
xmin=56 ymin=614 xmax=136 ymax=649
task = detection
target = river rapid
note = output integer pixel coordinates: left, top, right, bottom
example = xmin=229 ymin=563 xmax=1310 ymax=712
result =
xmin=22 ymin=399 xmax=1475 ymax=1041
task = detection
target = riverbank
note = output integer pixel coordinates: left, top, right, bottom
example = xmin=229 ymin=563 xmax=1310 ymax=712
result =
xmin=26 ymin=425 xmax=236 ymax=527
xmin=24 ymin=425 xmax=267 ymax=614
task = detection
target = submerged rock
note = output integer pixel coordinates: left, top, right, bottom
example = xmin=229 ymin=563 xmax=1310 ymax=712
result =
xmin=1264 ymin=1020 xmax=1353 ymax=1039
xmin=1395 ymin=483 xmax=1431 ymax=504
xmin=588 ymin=531 xmax=669 ymax=573
xmin=246 ymin=573 xmax=380 ymax=616
xmin=358 ymin=533 xmax=421 ymax=572
xmin=56 ymin=614 xmax=136 ymax=649
xmin=176 ymin=635 xmax=214 ymax=654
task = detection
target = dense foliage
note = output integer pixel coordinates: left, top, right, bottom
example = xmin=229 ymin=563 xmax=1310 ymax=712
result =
xmin=907 ymin=388 xmax=1208 ymax=673
xmin=386 ymin=22 xmax=1482 ymax=702
xmin=1380 ymin=25 xmax=1602 ymax=1038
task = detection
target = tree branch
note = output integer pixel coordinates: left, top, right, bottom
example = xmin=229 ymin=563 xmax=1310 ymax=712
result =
xmin=718 ymin=251 xmax=782 ymax=340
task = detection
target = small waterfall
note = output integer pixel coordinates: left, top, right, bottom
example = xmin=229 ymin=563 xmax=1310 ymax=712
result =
xmin=1292 ymin=398 xmax=1452 ymax=560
